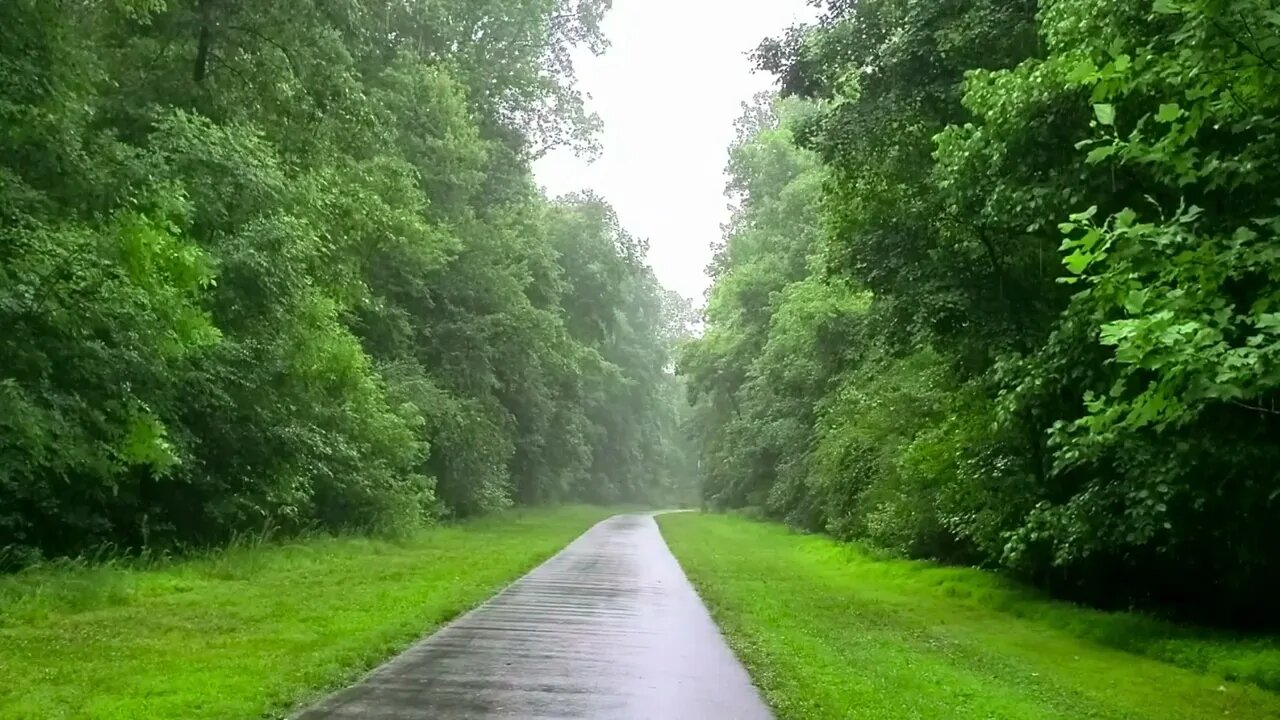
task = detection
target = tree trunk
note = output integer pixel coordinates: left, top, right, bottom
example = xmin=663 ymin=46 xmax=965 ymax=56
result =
xmin=193 ymin=0 xmax=213 ymax=82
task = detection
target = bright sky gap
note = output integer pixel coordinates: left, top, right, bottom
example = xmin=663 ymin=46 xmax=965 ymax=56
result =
xmin=534 ymin=0 xmax=818 ymax=303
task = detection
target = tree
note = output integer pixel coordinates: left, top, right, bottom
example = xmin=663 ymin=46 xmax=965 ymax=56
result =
xmin=686 ymin=0 xmax=1280 ymax=621
xmin=0 ymin=0 xmax=686 ymax=561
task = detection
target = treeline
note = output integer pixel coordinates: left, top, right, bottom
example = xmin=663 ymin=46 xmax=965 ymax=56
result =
xmin=0 ymin=0 xmax=691 ymax=562
xmin=683 ymin=0 xmax=1280 ymax=621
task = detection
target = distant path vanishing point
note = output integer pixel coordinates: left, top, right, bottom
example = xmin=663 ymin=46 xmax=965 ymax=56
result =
xmin=296 ymin=513 xmax=773 ymax=719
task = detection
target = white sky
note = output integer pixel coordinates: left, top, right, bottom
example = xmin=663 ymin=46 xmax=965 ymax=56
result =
xmin=534 ymin=0 xmax=817 ymax=304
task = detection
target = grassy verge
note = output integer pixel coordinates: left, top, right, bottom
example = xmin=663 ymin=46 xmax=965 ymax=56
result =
xmin=0 ymin=505 xmax=616 ymax=720
xmin=658 ymin=512 xmax=1280 ymax=720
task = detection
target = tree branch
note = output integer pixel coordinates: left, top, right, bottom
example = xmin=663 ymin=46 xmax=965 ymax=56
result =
xmin=1231 ymin=399 xmax=1280 ymax=416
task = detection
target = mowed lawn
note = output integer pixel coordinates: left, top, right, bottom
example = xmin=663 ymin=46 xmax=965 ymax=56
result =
xmin=0 ymin=506 xmax=615 ymax=720
xmin=658 ymin=512 xmax=1280 ymax=720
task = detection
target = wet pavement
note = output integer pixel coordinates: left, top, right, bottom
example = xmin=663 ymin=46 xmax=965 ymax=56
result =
xmin=295 ymin=512 xmax=773 ymax=719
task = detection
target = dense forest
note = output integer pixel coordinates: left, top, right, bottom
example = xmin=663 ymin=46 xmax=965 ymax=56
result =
xmin=683 ymin=0 xmax=1280 ymax=622
xmin=0 ymin=0 xmax=695 ymax=562
xmin=5 ymin=0 xmax=1278 ymax=627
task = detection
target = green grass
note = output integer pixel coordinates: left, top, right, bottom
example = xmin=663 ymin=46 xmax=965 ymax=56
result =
xmin=0 ymin=506 xmax=616 ymax=720
xmin=658 ymin=512 xmax=1280 ymax=720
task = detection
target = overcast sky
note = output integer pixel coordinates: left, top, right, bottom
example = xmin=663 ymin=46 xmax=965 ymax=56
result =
xmin=533 ymin=0 xmax=817 ymax=304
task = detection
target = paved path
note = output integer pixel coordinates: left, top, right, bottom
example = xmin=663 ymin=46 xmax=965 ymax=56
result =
xmin=296 ymin=513 xmax=772 ymax=719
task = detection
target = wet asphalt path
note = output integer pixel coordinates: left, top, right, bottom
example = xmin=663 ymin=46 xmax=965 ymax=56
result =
xmin=296 ymin=513 xmax=773 ymax=719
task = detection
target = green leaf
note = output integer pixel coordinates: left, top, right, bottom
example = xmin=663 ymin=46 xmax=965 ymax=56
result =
xmin=1086 ymin=145 xmax=1118 ymax=164
xmin=1079 ymin=227 xmax=1103 ymax=251
xmin=1066 ymin=59 xmax=1099 ymax=84
xmin=1093 ymin=104 xmax=1116 ymax=126
xmin=1071 ymin=206 xmax=1099 ymax=222
xmin=1155 ymin=103 xmax=1182 ymax=122
xmin=1125 ymin=288 xmax=1147 ymax=314
xmin=1233 ymin=226 xmax=1259 ymax=243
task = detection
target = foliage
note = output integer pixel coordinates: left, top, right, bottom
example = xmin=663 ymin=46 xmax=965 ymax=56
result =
xmin=680 ymin=95 xmax=856 ymax=516
xmin=0 ymin=0 xmax=689 ymax=561
xmin=683 ymin=0 xmax=1280 ymax=620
